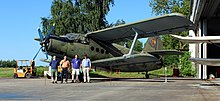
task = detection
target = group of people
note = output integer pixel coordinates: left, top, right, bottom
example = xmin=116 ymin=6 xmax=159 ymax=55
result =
xmin=49 ymin=54 xmax=91 ymax=84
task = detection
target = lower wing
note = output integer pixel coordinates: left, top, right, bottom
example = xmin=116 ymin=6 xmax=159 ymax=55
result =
xmin=190 ymin=58 xmax=220 ymax=66
xmin=92 ymin=54 xmax=160 ymax=67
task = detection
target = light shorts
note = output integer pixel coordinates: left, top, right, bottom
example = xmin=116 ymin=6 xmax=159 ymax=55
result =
xmin=51 ymin=69 xmax=58 ymax=77
xmin=72 ymin=68 xmax=79 ymax=75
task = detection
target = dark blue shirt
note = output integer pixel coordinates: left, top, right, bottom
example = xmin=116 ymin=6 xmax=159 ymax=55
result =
xmin=50 ymin=60 xmax=59 ymax=69
xmin=71 ymin=58 xmax=81 ymax=69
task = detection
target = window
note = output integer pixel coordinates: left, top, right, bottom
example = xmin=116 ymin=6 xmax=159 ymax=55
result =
xmin=101 ymin=49 xmax=104 ymax=54
xmin=90 ymin=46 xmax=94 ymax=51
xmin=96 ymin=48 xmax=99 ymax=52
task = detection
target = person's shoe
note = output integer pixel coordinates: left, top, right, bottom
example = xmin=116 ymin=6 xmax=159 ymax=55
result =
xmin=52 ymin=81 xmax=54 ymax=84
xmin=71 ymin=80 xmax=74 ymax=83
xmin=55 ymin=81 xmax=57 ymax=84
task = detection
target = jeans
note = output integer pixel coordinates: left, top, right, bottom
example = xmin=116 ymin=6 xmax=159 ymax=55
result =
xmin=61 ymin=68 xmax=68 ymax=83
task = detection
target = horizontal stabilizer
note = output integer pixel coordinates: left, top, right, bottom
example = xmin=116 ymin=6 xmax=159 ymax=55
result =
xmin=34 ymin=38 xmax=40 ymax=41
xmin=190 ymin=58 xmax=220 ymax=66
xmin=171 ymin=35 xmax=220 ymax=43
xmin=40 ymin=58 xmax=51 ymax=63
xmin=148 ymin=50 xmax=183 ymax=56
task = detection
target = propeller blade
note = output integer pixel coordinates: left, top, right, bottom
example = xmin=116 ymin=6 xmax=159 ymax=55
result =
xmin=46 ymin=54 xmax=48 ymax=59
xmin=45 ymin=24 xmax=55 ymax=40
xmin=33 ymin=47 xmax=43 ymax=60
xmin=37 ymin=27 xmax=44 ymax=42
xmin=45 ymin=51 xmax=48 ymax=59
xmin=43 ymin=49 xmax=49 ymax=59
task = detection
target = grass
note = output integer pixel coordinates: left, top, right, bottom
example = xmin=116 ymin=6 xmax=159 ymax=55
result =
xmin=0 ymin=66 xmax=48 ymax=78
xmin=91 ymin=70 xmax=146 ymax=78
xmin=0 ymin=67 xmax=174 ymax=78
xmin=91 ymin=67 xmax=174 ymax=78
xmin=0 ymin=68 xmax=14 ymax=78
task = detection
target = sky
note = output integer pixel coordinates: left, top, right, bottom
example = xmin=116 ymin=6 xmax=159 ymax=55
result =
xmin=0 ymin=0 xmax=155 ymax=66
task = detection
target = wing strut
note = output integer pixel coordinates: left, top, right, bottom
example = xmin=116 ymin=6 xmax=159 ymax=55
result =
xmin=123 ymin=28 xmax=139 ymax=57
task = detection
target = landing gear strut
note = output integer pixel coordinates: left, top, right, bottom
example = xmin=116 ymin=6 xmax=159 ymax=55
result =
xmin=145 ymin=71 xmax=149 ymax=79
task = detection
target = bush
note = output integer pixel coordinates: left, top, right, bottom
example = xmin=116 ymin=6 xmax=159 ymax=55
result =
xmin=36 ymin=66 xmax=48 ymax=77
xmin=179 ymin=52 xmax=196 ymax=76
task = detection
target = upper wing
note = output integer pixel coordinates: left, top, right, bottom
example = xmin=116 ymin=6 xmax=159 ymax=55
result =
xmin=86 ymin=13 xmax=193 ymax=43
xmin=92 ymin=54 xmax=160 ymax=67
xmin=171 ymin=35 xmax=220 ymax=43
xmin=190 ymin=58 xmax=220 ymax=66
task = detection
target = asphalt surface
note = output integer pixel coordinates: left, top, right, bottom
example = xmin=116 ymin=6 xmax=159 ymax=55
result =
xmin=0 ymin=77 xmax=220 ymax=101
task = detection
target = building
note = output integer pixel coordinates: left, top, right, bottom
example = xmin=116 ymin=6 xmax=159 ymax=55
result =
xmin=190 ymin=0 xmax=220 ymax=79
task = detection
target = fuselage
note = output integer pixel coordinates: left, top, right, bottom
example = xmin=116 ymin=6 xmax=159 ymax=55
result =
xmin=47 ymin=38 xmax=129 ymax=60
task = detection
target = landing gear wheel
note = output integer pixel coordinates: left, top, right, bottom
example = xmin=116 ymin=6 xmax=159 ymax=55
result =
xmin=145 ymin=72 xmax=149 ymax=79
xmin=26 ymin=73 xmax=31 ymax=78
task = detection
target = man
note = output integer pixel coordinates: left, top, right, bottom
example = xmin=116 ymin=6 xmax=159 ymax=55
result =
xmin=82 ymin=54 xmax=91 ymax=83
xmin=59 ymin=56 xmax=70 ymax=84
xmin=71 ymin=54 xmax=81 ymax=83
xmin=49 ymin=56 xmax=59 ymax=84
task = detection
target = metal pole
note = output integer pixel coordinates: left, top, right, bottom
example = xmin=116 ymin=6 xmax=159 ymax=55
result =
xmin=164 ymin=66 xmax=167 ymax=83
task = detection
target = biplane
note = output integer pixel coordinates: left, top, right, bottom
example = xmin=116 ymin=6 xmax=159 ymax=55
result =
xmin=35 ymin=13 xmax=193 ymax=78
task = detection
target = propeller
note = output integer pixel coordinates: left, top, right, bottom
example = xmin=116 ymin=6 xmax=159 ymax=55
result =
xmin=33 ymin=24 xmax=55 ymax=60
xmin=33 ymin=47 xmax=42 ymax=60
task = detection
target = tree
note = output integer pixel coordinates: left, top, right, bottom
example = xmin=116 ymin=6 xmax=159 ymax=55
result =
xmin=149 ymin=0 xmax=195 ymax=76
xmin=41 ymin=0 xmax=143 ymax=52
xmin=149 ymin=0 xmax=190 ymax=16
xmin=0 ymin=60 xmax=16 ymax=68
xmin=41 ymin=0 xmax=114 ymax=35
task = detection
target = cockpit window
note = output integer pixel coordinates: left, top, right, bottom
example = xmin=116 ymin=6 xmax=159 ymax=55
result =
xmin=65 ymin=33 xmax=89 ymax=44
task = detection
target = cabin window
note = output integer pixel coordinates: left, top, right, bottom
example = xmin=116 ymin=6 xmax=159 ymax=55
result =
xmin=96 ymin=48 xmax=99 ymax=52
xmin=101 ymin=49 xmax=104 ymax=54
xmin=90 ymin=46 xmax=94 ymax=51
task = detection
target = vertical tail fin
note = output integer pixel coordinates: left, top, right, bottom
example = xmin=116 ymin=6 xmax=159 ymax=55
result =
xmin=141 ymin=36 xmax=163 ymax=53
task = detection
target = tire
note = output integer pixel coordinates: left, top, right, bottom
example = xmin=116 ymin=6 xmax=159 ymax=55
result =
xmin=46 ymin=74 xmax=51 ymax=79
xmin=145 ymin=73 xmax=149 ymax=79
xmin=26 ymin=73 xmax=31 ymax=78
xmin=13 ymin=74 xmax=18 ymax=79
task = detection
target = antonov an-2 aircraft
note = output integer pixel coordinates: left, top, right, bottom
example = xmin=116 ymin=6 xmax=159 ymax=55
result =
xmin=172 ymin=34 xmax=220 ymax=66
xmin=35 ymin=13 xmax=193 ymax=78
